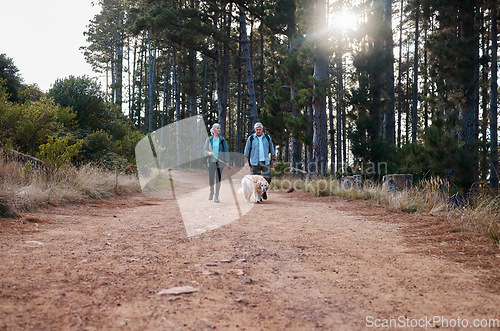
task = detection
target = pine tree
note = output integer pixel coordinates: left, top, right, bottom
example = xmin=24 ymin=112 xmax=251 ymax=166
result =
xmin=490 ymin=5 xmax=498 ymax=190
xmin=312 ymin=0 xmax=329 ymax=176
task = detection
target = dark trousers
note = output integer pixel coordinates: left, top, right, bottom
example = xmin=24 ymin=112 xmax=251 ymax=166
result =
xmin=251 ymin=161 xmax=272 ymax=184
xmin=208 ymin=162 xmax=222 ymax=195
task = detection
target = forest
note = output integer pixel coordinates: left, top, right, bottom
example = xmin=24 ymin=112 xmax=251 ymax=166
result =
xmin=1 ymin=0 xmax=499 ymax=195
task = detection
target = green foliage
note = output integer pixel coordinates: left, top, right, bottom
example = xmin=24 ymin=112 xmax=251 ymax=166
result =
xmin=105 ymin=105 xmax=135 ymax=141
xmin=0 ymin=84 xmax=15 ymax=143
xmin=0 ymin=96 xmax=76 ymax=155
xmin=349 ymin=115 xmax=396 ymax=176
xmin=284 ymin=111 xmax=312 ymax=145
xmin=395 ymin=117 xmax=470 ymax=193
xmin=396 ymin=142 xmax=428 ymax=180
xmin=262 ymin=0 xmax=296 ymax=37
xmin=0 ymin=54 xmax=23 ymax=103
xmin=48 ymin=76 xmax=107 ymax=132
xmin=47 ymin=75 xmax=141 ymax=167
xmin=113 ymin=130 xmax=144 ymax=165
xmin=272 ymin=161 xmax=290 ymax=177
xmin=80 ymin=130 xmax=112 ymax=162
xmin=19 ymin=84 xmax=45 ymax=103
xmin=261 ymin=82 xmax=290 ymax=147
xmin=39 ymin=135 xmax=83 ymax=175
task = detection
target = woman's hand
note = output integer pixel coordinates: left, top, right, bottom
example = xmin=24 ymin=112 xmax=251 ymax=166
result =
xmin=207 ymin=152 xmax=214 ymax=157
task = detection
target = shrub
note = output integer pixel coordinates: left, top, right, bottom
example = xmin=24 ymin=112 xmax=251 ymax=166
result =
xmin=38 ymin=135 xmax=83 ymax=177
xmin=80 ymin=129 xmax=111 ymax=162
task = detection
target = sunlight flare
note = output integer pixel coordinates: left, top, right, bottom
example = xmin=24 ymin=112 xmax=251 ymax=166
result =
xmin=331 ymin=8 xmax=359 ymax=31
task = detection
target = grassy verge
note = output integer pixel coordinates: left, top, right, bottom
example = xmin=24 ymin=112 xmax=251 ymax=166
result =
xmin=459 ymin=194 xmax=500 ymax=243
xmin=0 ymin=155 xmax=140 ymax=217
xmin=272 ymin=176 xmax=500 ymax=244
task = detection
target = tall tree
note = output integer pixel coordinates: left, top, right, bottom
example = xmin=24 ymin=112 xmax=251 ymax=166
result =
xmin=82 ymin=0 xmax=127 ymax=108
xmin=381 ymin=0 xmax=396 ymax=144
xmin=336 ymin=26 xmax=344 ymax=174
xmin=491 ymin=5 xmax=498 ymax=190
xmin=457 ymin=0 xmax=480 ymax=190
xmin=312 ymin=0 xmax=329 ymax=176
xmin=422 ymin=0 xmax=481 ymax=190
xmin=239 ymin=5 xmax=259 ymax=128
xmin=0 ymin=54 xmax=23 ymax=103
xmin=411 ymin=0 xmax=419 ymax=142
xmin=397 ymin=0 xmax=404 ymax=148
xmin=264 ymin=0 xmax=302 ymax=171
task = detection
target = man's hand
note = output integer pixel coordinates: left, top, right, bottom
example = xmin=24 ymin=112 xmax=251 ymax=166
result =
xmin=207 ymin=152 xmax=214 ymax=157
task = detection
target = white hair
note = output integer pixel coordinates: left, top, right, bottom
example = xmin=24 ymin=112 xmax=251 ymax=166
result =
xmin=210 ymin=123 xmax=221 ymax=135
xmin=254 ymin=122 xmax=263 ymax=129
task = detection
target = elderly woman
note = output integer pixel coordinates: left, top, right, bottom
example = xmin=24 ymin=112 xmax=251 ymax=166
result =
xmin=203 ymin=123 xmax=229 ymax=203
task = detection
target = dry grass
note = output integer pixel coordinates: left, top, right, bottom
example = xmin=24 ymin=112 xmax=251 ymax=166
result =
xmin=385 ymin=178 xmax=451 ymax=214
xmin=458 ymin=194 xmax=500 ymax=243
xmin=0 ymin=154 xmax=140 ymax=216
xmin=272 ymin=176 xmax=500 ymax=244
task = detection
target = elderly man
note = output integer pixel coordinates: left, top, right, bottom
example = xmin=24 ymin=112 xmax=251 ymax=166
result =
xmin=243 ymin=122 xmax=276 ymax=199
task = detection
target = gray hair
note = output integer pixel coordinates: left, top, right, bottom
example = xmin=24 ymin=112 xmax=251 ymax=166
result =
xmin=254 ymin=122 xmax=264 ymax=129
xmin=210 ymin=123 xmax=221 ymax=135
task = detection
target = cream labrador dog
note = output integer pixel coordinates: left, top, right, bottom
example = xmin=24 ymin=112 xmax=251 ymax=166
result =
xmin=240 ymin=175 xmax=269 ymax=203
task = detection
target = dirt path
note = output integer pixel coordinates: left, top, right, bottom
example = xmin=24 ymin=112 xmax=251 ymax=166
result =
xmin=1 ymin=183 xmax=500 ymax=330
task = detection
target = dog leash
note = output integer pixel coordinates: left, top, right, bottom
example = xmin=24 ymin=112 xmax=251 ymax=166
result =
xmin=211 ymin=154 xmax=229 ymax=167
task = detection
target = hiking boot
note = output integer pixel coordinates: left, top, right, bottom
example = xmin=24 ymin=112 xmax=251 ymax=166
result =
xmin=214 ymin=195 xmax=220 ymax=203
xmin=262 ymin=191 xmax=267 ymax=200
xmin=208 ymin=193 xmax=213 ymax=200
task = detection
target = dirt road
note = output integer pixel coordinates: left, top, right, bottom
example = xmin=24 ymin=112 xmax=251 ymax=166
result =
xmin=1 ymin=182 xmax=500 ymax=330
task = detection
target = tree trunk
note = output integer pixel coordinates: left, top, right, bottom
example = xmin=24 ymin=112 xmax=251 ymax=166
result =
xmin=312 ymin=0 xmax=328 ymax=177
xmin=148 ymin=31 xmax=155 ymax=133
xmin=411 ymin=0 xmax=419 ymax=142
xmin=405 ymin=45 xmax=410 ymax=144
xmin=490 ymin=6 xmax=498 ymax=190
xmin=239 ymin=5 xmax=259 ymax=128
xmin=222 ymin=6 xmax=231 ymax=134
xmin=189 ymin=0 xmax=197 ymax=118
xmin=291 ymin=86 xmax=302 ymax=173
xmin=382 ymin=0 xmax=395 ymax=144
xmin=397 ymin=0 xmax=404 ymax=148
xmin=189 ymin=48 xmax=197 ymax=117
xmin=109 ymin=47 xmax=115 ymax=104
xmin=127 ymin=35 xmax=132 ymax=119
xmin=458 ymin=1 xmax=479 ymax=190
xmin=329 ymin=94 xmax=335 ymax=175
xmin=259 ymin=1 xmax=265 ymax=109
xmin=173 ymin=44 xmax=181 ymax=122
xmin=162 ymin=70 xmax=168 ymax=127
xmin=131 ymin=38 xmax=137 ymax=121
xmin=214 ymin=36 xmax=223 ymax=123
xmin=423 ymin=28 xmax=428 ymax=129
xmin=480 ymin=11 xmax=489 ymax=181
xmin=137 ymin=38 xmax=145 ymax=130
xmin=115 ymin=19 xmax=123 ymax=109
xmin=336 ymin=31 xmax=343 ymax=174
xmin=201 ymin=58 xmax=208 ymax=120
xmin=236 ymin=38 xmax=243 ymax=155
xmin=306 ymin=106 xmax=314 ymax=174
xmin=342 ymin=95 xmax=347 ymax=166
